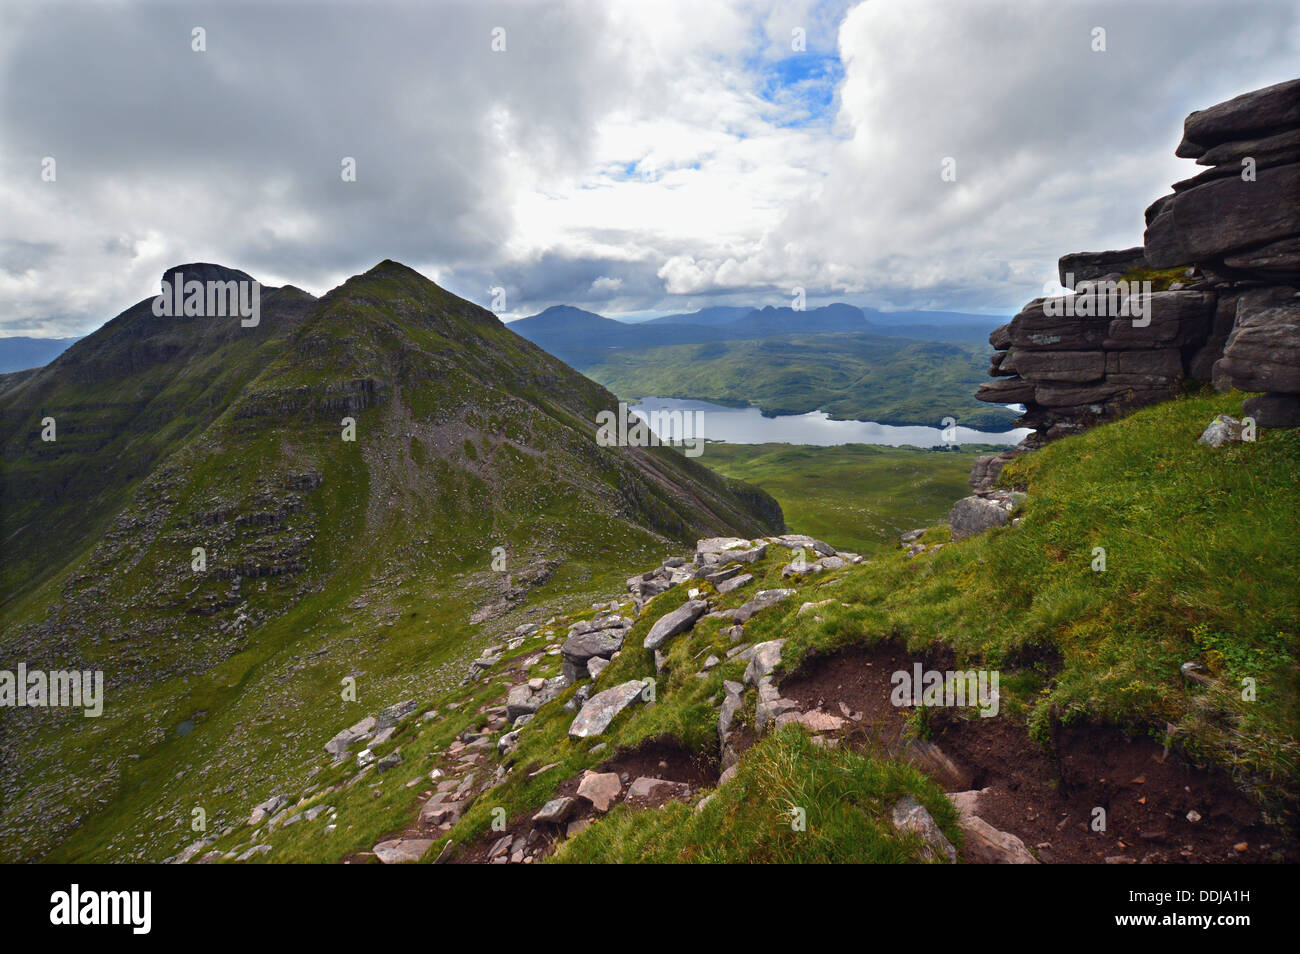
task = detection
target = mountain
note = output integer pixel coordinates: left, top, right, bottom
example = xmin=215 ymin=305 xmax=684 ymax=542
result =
xmin=0 ymin=260 xmax=781 ymax=861
xmin=0 ymin=336 xmax=82 ymax=373
xmin=645 ymin=305 xmax=753 ymax=327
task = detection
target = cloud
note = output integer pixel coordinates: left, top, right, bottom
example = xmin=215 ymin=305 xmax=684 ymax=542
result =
xmin=0 ymin=0 xmax=1296 ymax=335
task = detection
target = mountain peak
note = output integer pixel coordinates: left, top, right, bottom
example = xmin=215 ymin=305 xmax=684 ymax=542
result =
xmin=161 ymin=262 xmax=257 ymax=287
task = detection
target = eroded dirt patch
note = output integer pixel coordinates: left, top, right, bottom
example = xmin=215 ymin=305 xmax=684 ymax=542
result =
xmin=777 ymin=643 xmax=1295 ymax=863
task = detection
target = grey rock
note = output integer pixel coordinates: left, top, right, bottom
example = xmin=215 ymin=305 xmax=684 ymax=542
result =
xmin=715 ymin=573 xmax=754 ymax=594
xmin=1197 ymin=414 xmax=1247 ymax=447
xmin=568 ymin=680 xmax=647 ymax=739
xmin=1176 ymin=78 xmax=1300 ymax=158
xmin=643 ymin=599 xmax=708 ymax=650
xmin=577 ymin=771 xmax=622 ymax=812
xmin=247 ymin=794 xmax=288 ymax=827
xmin=891 ymin=795 xmax=957 ymax=864
xmin=1057 ymin=247 xmax=1146 ymax=288
xmin=1243 ymin=392 xmax=1300 ymax=427
xmin=1217 ymin=287 xmax=1300 ymax=393
xmin=742 ymin=639 xmax=785 ymax=686
xmin=949 ymin=495 xmax=1011 ymax=541
xmin=373 ymin=838 xmax=433 ymax=864
xmin=324 ymin=717 xmax=376 ymax=758
xmin=734 ymin=588 xmax=795 ymax=624
xmin=532 ymin=796 xmax=579 ymax=825
xmin=1145 ymin=162 xmax=1300 ymax=268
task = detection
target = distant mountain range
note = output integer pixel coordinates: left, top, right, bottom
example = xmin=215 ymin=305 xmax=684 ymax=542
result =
xmin=0 ymin=336 xmax=82 ymax=373
xmin=508 ymin=301 xmax=1002 ymax=368
xmin=507 ymin=302 xmax=1014 ymax=429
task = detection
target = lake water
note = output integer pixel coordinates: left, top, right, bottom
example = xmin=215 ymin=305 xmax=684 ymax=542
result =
xmin=628 ymin=397 xmax=1030 ymax=448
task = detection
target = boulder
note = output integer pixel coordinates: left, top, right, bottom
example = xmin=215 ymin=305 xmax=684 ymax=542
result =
xmin=506 ymin=676 xmax=565 ymax=723
xmin=372 ymin=838 xmax=433 ymax=864
xmin=642 ymin=600 xmax=708 ymax=650
xmin=568 ymin=680 xmax=648 ymax=739
xmin=577 ymin=771 xmax=622 ymax=812
xmin=376 ymin=699 xmax=417 ymax=730
xmin=324 ymin=717 xmax=376 ymax=759
xmin=562 ymin=628 xmax=626 ymax=666
xmin=715 ymin=573 xmax=754 ymax=594
xmin=891 ymin=795 xmax=957 ymax=864
xmin=1243 ymin=392 xmax=1300 ymax=427
xmin=1216 ymin=287 xmax=1300 ymax=393
xmin=1197 ymin=414 xmax=1247 ymax=447
xmin=742 ymin=639 xmax=785 ymax=686
xmin=1057 ymin=247 xmax=1146 ymax=288
xmin=532 ymin=796 xmax=579 ymax=825
xmin=1175 ymin=78 xmax=1300 ymax=157
xmin=734 ymin=588 xmax=795 ymax=624
xmin=718 ymin=679 xmax=745 ymax=748
xmin=949 ymin=495 xmax=1012 ymax=541
xmin=1145 ymin=162 xmax=1300 ymax=268
xmin=946 ymin=790 xmax=1039 ymax=864
xmin=247 ymin=794 xmax=288 ymax=827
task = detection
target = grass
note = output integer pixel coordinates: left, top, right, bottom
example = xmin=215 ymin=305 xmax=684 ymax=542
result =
xmin=143 ymin=386 xmax=1299 ymax=864
xmin=552 ymin=727 xmax=961 ymax=863
xmin=699 ymin=442 xmax=995 ymax=556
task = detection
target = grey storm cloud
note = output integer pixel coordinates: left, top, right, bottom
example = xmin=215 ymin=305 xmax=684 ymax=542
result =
xmin=0 ymin=0 xmax=1297 ymax=335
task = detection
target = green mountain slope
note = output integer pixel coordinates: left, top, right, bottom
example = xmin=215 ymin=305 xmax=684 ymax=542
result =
xmin=171 ymin=389 xmax=1295 ymax=866
xmin=0 ymin=260 xmax=782 ymax=862
xmin=0 ymin=267 xmax=319 ymax=599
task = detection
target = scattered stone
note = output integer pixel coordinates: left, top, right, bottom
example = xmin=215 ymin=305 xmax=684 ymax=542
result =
xmin=324 ymin=717 xmax=376 ymax=759
xmin=715 ymin=573 xmax=754 ymax=594
xmin=1197 ymin=414 xmax=1247 ymax=447
xmin=532 ymin=796 xmax=579 ymax=825
xmin=891 ymin=795 xmax=957 ymax=864
xmin=735 ymin=589 xmax=795 ymax=624
xmin=577 ymin=771 xmax=623 ymax=812
xmin=626 ymin=777 xmax=693 ymax=806
xmin=569 ymin=680 xmax=648 ymax=739
xmin=247 ymin=795 xmax=288 ymax=827
xmin=643 ymin=600 xmax=708 ymax=650
xmin=373 ymin=838 xmax=433 ymax=864
xmin=742 ymin=639 xmax=785 ymax=686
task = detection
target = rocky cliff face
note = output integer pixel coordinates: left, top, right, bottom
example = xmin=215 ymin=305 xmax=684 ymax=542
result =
xmin=972 ymin=77 xmax=1300 ymax=492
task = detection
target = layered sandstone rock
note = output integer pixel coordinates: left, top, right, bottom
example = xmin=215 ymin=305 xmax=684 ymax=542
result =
xmin=978 ymin=77 xmax=1300 ymax=439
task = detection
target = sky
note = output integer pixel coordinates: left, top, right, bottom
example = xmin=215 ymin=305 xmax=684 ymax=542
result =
xmin=1 ymin=0 xmax=1297 ymax=336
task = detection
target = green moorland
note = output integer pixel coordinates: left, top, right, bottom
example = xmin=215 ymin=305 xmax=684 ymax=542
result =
xmin=698 ymin=442 xmax=999 ymax=556
xmin=581 ymin=334 xmax=1020 ymax=431
xmin=180 ymin=388 xmax=1295 ymax=864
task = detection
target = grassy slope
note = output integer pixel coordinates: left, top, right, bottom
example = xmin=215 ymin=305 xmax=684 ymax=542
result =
xmin=198 ymin=390 xmax=1295 ymax=864
xmin=699 ymin=443 xmax=990 ymax=556
xmin=581 ymin=334 xmax=1019 ymax=430
xmin=0 ymin=263 xmax=782 ymax=862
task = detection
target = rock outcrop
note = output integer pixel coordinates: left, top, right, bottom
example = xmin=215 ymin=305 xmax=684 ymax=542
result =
xmin=978 ymin=78 xmax=1300 ymax=439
